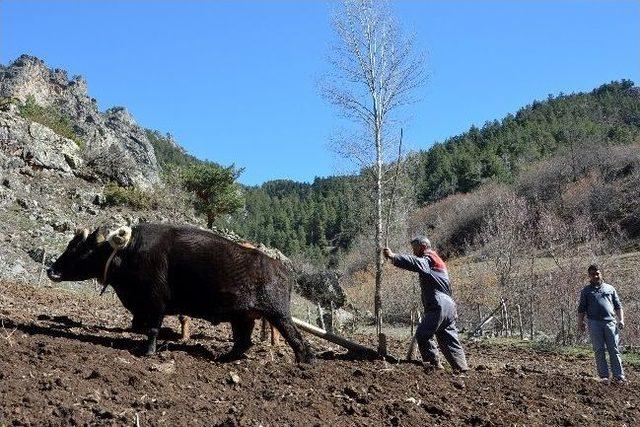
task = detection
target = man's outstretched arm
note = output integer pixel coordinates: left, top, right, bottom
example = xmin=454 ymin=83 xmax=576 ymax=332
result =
xmin=383 ymin=247 xmax=430 ymax=274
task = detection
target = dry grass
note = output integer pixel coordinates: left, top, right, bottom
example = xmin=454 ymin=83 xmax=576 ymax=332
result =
xmin=342 ymin=250 xmax=640 ymax=344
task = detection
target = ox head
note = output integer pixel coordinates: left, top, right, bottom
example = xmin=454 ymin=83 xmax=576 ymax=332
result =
xmin=47 ymin=226 xmax=112 ymax=282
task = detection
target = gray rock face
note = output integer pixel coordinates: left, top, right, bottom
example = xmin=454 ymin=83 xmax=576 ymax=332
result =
xmin=0 ymin=54 xmax=160 ymax=188
xmin=0 ymin=111 xmax=83 ymax=174
xmin=0 ymin=55 xmax=208 ymax=285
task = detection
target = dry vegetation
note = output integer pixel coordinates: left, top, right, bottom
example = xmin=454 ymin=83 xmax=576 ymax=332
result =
xmin=340 ymin=143 xmax=640 ymax=346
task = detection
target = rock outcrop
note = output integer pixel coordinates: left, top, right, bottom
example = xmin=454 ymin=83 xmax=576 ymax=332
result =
xmin=0 ymin=109 xmax=83 ymax=175
xmin=0 ymin=55 xmax=160 ymax=188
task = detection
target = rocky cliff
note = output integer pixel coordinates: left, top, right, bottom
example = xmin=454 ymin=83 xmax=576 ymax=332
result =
xmin=0 ymin=55 xmax=200 ymax=285
xmin=1 ymin=55 xmax=161 ymax=188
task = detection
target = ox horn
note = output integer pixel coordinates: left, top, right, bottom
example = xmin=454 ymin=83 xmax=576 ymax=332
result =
xmin=95 ymin=226 xmax=108 ymax=244
xmin=75 ymin=228 xmax=89 ymax=241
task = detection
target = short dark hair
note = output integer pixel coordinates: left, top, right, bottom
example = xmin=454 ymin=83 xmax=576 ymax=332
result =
xmin=587 ymin=264 xmax=600 ymax=273
xmin=410 ymin=236 xmax=431 ymax=248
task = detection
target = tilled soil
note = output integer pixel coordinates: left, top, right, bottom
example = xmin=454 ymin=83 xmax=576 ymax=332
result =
xmin=1 ymin=282 xmax=638 ymax=426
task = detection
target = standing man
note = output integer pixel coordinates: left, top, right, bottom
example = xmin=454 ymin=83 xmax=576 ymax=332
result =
xmin=383 ymin=236 xmax=468 ymax=373
xmin=577 ymin=264 xmax=625 ymax=382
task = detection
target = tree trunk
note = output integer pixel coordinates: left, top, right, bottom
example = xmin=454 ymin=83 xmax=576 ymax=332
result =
xmin=374 ymin=103 xmax=384 ymax=339
xmin=529 ymin=290 xmax=535 ymax=340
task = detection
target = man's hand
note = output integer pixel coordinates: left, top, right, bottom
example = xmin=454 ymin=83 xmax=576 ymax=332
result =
xmin=383 ymin=247 xmax=394 ymax=259
xmin=618 ymin=320 xmax=625 ymax=330
xmin=577 ymin=313 xmax=586 ymax=334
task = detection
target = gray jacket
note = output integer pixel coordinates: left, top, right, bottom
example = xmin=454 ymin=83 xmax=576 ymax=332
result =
xmin=392 ymin=251 xmax=453 ymax=310
xmin=577 ymin=282 xmax=622 ymax=322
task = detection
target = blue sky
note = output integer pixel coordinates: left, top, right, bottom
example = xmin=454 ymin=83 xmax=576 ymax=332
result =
xmin=2 ymin=1 xmax=639 ymax=185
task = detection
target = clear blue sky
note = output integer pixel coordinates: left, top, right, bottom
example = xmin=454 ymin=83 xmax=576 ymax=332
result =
xmin=2 ymin=1 xmax=639 ymax=185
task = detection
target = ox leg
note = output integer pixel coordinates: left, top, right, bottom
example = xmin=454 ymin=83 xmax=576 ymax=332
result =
xmin=144 ymin=328 xmax=160 ymax=356
xmin=179 ymin=315 xmax=191 ymax=341
xmin=131 ymin=314 xmax=146 ymax=334
xmin=139 ymin=311 xmax=165 ymax=356
xmin=268 ymin=314 xmax=315 ymax=363
xmin=220 ymin=316 xmax=255 ymax=362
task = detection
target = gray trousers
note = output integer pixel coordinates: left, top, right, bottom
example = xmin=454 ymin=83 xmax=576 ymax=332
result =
xmin=588 ymin=319 xmax=624 ymax=379
xmin=416 ymin=294 xmax=468 ymax=371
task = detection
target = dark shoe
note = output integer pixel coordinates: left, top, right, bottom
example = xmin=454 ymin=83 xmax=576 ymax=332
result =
xmin=453 ymin=366 xmax=469 ymax=375
xmin=423 ymin=362 xmax=444 ymax=373
xmin=612 ymin=377 xmax=627 ymax=385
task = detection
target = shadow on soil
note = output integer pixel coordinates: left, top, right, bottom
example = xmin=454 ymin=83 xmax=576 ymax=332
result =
xmin=0 ymin=316 xmax=221 ymax=360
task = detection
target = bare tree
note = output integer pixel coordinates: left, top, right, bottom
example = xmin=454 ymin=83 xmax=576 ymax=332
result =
xmin=320 ymin=0 xmax=425 ymax=341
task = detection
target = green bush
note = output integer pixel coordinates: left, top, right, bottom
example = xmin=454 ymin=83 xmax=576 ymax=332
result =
xmin=103 ymin=182 xmax=153 ymax=210
xmin=19 ymin=95 xmax=85 ymax=149
xmin=181 ymin=162 xmax=244 ymax=228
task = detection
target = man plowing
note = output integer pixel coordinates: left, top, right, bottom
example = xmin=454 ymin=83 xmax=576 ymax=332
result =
xmin=384 ymin=236 xmax=469 ymax=373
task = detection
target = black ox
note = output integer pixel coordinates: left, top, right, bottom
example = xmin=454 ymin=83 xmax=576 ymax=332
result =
xmin=47 ymin=223 xmax=314 ymax=362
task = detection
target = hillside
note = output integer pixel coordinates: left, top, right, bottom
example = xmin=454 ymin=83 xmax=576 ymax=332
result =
xmin=218 ymin=81 xmax=640 ymax=262
xmin=412 ymin=80 xmax=640 ymax=203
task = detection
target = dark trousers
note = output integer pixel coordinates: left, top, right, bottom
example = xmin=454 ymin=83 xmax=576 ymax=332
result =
xmin=416 ymin=294 xmax=468 ymax=371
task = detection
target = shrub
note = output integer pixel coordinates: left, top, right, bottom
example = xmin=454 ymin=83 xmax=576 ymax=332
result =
xmin=103 ymin=182 xmax=153 ymax=210
xmin=181 ymin=162 xmax=244 ymax=228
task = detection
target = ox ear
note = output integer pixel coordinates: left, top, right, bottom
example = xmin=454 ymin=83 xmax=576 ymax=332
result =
xmin=75 ymin=228 xmax=89 ymax=241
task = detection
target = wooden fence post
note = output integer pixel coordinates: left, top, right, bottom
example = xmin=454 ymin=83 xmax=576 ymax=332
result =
xmin=316 ymin=302 xmax=326 ymax=330
xmin=328 ymin=301 xmax=335 ymax=333
xmin=560 ymin=308 xmax=566 ymax=346
xmin=517 ymin=304 xmax=524 ymax=340
xmin=500 ymin=299 xmax=507 ymax=337
xmin=529 ymin=295 xmax=535 ymax=340
xmin=38 ymin=249 xmax=47 ymax=285
xmin=469 ymin=300 xmax=505 ymax=337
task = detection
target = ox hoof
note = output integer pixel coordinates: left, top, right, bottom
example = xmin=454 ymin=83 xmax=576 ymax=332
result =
xmin=134 ymin=341 xmax=157 ymax=357
xmin=298 ymin=352 xmax=316 ymax=364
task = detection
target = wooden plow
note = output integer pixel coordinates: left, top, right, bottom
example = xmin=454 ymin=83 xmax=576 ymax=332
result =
xmin=292 ymin=317 xmax=397 ymax=361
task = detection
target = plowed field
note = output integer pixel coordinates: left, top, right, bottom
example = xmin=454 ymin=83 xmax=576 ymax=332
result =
xmin=1 ymin=282 xmax=638 ymax=426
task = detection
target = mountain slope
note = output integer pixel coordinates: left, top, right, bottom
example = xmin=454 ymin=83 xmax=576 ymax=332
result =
xmin=224 ymin=81 xmax=640 ymax=260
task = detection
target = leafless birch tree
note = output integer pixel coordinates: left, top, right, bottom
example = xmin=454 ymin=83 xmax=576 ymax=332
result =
xmin=320 ymin=0 xmax=425 ymax=339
